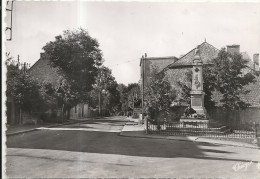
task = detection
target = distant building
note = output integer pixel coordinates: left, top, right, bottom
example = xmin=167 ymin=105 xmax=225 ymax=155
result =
xmin=140 ymin=55 xmax=178 ymax=102
xmin=140 ymin=55 xmax=178 ymax=87
xmin=140 ymin=42 xmax=260 ymax=122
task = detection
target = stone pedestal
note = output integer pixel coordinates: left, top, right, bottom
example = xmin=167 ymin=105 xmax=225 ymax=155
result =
xmin=180 ymin=117 xmax=209 ymax=128
xmin=180 ymin=118 xmax=209 ymax=123
xmin=190 ymin=46 xmax=208 ymax=117
xmin=190 ymin=92 xmax=207 ymax=116
xmin=180 ymin=46 xmax=209 ymax=128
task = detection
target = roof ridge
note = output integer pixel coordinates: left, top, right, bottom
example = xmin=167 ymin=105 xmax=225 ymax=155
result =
xmin=161 ymin=41 xmax=219 ymax=73
xmin=28 ymin=57 xmax=42 ymax=71
xmin=28 ymin=53 xmax=49 ymax=71
xmin=145 ymin=56 xmax=178 ymax=59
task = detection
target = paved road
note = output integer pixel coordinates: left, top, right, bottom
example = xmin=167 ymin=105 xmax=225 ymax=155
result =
xmin=5 ymin=116 xmax=260 ymax=178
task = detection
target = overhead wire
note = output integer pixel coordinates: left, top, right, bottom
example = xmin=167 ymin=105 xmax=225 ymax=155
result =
xmin=106 ymin=58 xmax=140 ymax=68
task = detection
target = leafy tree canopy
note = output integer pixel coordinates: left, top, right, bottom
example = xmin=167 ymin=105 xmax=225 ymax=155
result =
xmin=211 ymin=48 xmax=256 ymax=110
xmin=90 ymin=66 xmax=120 ymax=114
xmin=144 ymin=66 xmax=176 ymax=121
xmin=178 ymin=48 xmax=257 ymax=111
xmin=42 ymin=28 xmax=103 ymax=104
xmin=6 ymin=54 xmax=43 ymax=112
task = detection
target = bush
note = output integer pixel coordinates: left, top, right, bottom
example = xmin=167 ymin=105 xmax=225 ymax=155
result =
xmin=144 ymin=66 xmax=176 ymax=124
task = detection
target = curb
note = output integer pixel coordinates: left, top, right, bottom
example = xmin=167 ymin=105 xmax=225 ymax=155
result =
xmin=6 ymin=128 xmax=40 ymax=136
xmin=119 ymin=130 xmax=260 ymax=149
xmin=194 ymin=138 xmax=260 ymax=149
xmin=6 ymin=117 xmax=102 ymax=136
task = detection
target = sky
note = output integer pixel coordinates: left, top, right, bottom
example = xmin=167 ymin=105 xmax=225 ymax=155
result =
xmin=5 ymin=1 xmax=260 ymax=85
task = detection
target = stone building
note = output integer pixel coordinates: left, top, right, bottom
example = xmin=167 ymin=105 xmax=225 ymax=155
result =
xmin=140 ymin=55 xmax=178 ymax=88
xmin=29 ymin=53 xmax=93 ymax=121
xmin=29 ymin=53 xmax=60 ymax=86
xmin=164 ymin=42 xmax=219 ymax=98
xmin=140 ymin=42 xmax=260 ymax=122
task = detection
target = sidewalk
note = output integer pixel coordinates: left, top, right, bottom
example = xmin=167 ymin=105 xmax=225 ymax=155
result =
xmin=5 ymin=117 xmax=99 ymax=136
xmin=120 ymin=121 xmax=260 ymax=149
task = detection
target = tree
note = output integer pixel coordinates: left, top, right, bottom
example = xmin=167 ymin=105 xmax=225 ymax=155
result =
xmin=90 ymin=66 xmax=120 ymax=116
xmin=211 ymin=48 xmax=256 ymax=110
xmin=6 ymin=53 xmax=43 ymax=123
xmin=127 ymin=84 xmax=141 ymax=112
xmin=203 ymin=65 xmax=217 ymax=111
xmin=117 ymin=83 xmax=128 ymax=115
xmin=42 ymin=28 xmax=103 ymax=118
xmin=116 ymin=83 xmax=142 ymax=116
xmin=176 ymin=70 xmax=192 ymax=105
xmin=178 ymin=48 xmax=257 ymax=113
xmin=144 ymin=66 xmax=176 ymax=126
xmin=107 ymin=80 xmax=121 ymax=114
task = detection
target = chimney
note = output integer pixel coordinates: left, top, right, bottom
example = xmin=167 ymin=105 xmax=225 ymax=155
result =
xmin=40 ymin=53 xmax=43 ymax=58
xmin=253 ymin=53 xmax=259 ymax=66
xmin=40 ymin=52 xmax=46 ymax=59
xmin=17 ymin=55 xmax=20 ymax=68
xmin=253 ymin=53 xmax=260 ymax=71
xmin=227 ymin=44 xmax=240 ymax=55
xmin=23 ymin=62 xmax=26 ymax=73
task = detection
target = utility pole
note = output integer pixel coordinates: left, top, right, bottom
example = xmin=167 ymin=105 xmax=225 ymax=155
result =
xmin=17 ymin=54 xmax=20 ymax=69
xmin=141 ymin=56 xmax=144 ymax=119
xmin=6 ymin=0 xmax=14 ymax=41
xmin=98 ymin=90 xmax=101 ymax=116
xmin=141 ymin=54 xmax=148 ymax=132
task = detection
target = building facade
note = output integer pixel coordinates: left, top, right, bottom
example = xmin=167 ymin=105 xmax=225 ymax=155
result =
xmin=29 ymin=53 xmax=92 ymax=122
xmin=140 ymin=42 xmax=260 ymax=122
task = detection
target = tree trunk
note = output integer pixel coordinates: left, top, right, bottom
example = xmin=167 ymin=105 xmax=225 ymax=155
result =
xmin=67 ymin=107 xmax=70 ymax=121
xmin=19 ymin=107 xmax=22 ymax=124
xmin=61 ymin=104 xmax=64 ymax=123
xmin=98 ymin=91 xmax=101 ymax=116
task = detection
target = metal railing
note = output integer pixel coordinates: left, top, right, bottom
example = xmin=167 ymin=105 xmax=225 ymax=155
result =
xmin=147 ymin=120 xmax=259 ymax=139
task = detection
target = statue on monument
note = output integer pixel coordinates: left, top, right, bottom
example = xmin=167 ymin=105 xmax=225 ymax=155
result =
xmin=195 ymin=47 xmax=199 ymax=56
xmin=181 ymin=44 xmax=208 ymax=122
xmin=193 ymin=46 xmax=201 ymax=65
xmin=184 ymin=104 xmax=197 ymax=118
xmin=194 ymin=74 xmax=201 ymax=89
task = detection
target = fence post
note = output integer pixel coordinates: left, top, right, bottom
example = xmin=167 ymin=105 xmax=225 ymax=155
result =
xmin=253 ymin=122 xmax=259 ymax=146
xmin=145 ymin=116 xmax=148 ymax=134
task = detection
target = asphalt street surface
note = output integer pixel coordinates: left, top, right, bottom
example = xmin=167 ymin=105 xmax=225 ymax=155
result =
xmin=5 ymin=116 xmax=260 ymax=178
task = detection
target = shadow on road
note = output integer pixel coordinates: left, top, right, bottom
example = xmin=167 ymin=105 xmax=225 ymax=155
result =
xmin=7 ymin=128 xmax=258 ymax=164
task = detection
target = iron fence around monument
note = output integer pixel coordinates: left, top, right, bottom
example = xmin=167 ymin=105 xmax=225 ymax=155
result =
xmin=147 ymin=120 xmax=259 ymax=139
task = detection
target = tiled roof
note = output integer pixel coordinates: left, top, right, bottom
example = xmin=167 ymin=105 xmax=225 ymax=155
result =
xmin=28 ymin=54 xmax=61 ymax=87
xmin=140 ymin=56 xmax=178 ymax=66
xmin=145 ymin=56 xmax=178 ymax=60
xmin=161 ymin=41 xmax=260 ymax=107
xmin=241 ymin=76 xmax=260 ymax=107
xmin=165 ymin=42 xmax=219 ymax=70
xmin=141 ymin=56 xmax=179 ymax=78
